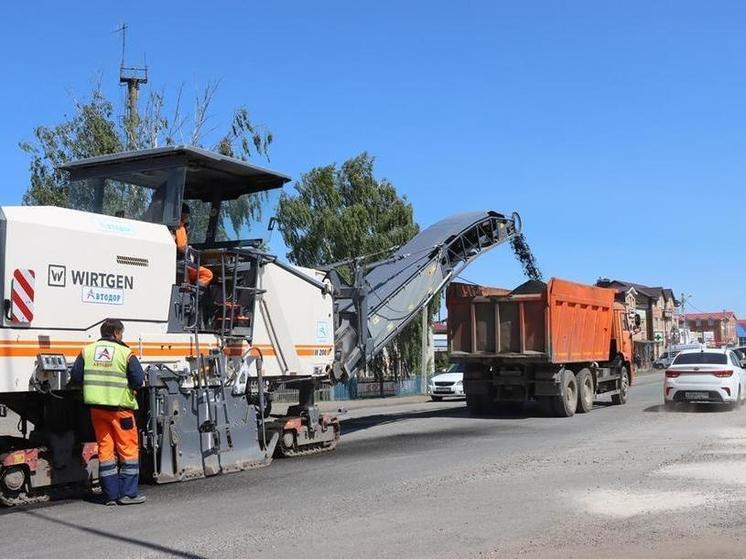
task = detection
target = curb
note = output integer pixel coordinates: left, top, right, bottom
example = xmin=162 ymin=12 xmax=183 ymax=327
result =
xmin=317 ymin=394 xmax=431 ymax=413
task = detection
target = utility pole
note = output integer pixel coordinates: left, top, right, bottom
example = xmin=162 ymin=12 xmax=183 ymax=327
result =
xmin=679 ymin=292 xmax=690 ymax=344
xmin=421 ymin=307 xmax=430 ymax=394
xmin=116 ymin=24 xmax=148 ymax=149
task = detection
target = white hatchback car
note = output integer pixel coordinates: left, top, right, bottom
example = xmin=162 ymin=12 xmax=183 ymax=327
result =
xmin=664 ymin=348 xmax=746 ymax=409
xmin=427 ymin=365 xmax=464 ymax=401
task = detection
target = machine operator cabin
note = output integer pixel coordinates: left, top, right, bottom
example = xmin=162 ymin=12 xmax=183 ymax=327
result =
xmin=60 ymin=145 xmax=292 ymax=337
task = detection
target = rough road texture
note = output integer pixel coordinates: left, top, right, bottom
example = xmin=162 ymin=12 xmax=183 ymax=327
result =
xmin=3 ymin=372 xmax=746 ymax=558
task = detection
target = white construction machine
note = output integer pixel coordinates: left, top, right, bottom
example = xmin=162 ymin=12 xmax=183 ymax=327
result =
xmin=0 ymin=146 xmax=520 ymax=505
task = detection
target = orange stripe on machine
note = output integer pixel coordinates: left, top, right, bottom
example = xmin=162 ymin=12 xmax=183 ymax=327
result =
xmin=0 ymin=339 xmax=332 ymax=359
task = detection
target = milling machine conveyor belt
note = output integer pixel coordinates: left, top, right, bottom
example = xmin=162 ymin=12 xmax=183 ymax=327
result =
xmin=330 ymin=210 xmax=521 ymax=382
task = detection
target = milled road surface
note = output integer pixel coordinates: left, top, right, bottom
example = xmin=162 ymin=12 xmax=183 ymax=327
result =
xmin=3 ymin=372 xmax=746 ymax=558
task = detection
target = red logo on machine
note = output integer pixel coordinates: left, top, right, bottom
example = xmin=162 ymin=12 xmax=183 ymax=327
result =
xmin=10 ymin=269 xmax=35 ymax=324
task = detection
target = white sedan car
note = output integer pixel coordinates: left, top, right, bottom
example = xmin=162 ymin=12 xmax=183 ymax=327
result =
xmin=427 ymin=365 xmax=464 ymax=401
xmin=664 ymin=348 xmax=746 ymax=409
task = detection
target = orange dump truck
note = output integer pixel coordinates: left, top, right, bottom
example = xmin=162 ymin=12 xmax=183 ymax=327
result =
xmin=447 ymin=277 xmax=634 ymax=417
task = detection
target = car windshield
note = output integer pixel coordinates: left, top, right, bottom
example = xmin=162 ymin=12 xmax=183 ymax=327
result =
xmin=672 ymin=352 xmax=728 ymax=365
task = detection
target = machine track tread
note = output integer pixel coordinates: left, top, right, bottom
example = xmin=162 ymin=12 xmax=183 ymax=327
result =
xmin=278 ymin=430 xmax=340 ymax=458
xmin=0 ymin=481 xmax=95 ymax=508
xmin=0 ymin=491 xmax=50 ymax=507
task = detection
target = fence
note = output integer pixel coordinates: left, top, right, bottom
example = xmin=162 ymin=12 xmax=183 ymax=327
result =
xmin=272 ymin=375 xmax=428 ymax=403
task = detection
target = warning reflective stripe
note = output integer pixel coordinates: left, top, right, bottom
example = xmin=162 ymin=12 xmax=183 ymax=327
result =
xmin=10 ymin=269 xmax=35 ymax=323
xmin=84 ymin=380 xmax=129 ymax=389
xmin=15 ymin=269 xmax=35 ymax=295
xmin=83 ymin=369 xmax=128 ymax=380
xmin=99 ymin=461 xmax=118 ymax=477
xmin=121 ymin=458 xmax=139 ymax=475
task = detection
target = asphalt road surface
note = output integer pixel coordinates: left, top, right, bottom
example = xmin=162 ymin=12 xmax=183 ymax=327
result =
xmin=3 ymin=371 xmax=746 ymax=559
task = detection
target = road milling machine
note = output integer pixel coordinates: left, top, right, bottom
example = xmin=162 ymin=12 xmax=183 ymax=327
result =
xmin=0 ymin=146 xmax=520 ymax=505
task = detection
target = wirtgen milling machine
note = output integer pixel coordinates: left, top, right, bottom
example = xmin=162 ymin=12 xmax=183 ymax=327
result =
xmin=0 ymin=146 xmax=520 ymax=505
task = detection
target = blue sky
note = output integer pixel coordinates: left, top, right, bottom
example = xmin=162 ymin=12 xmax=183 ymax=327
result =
xmin=2 ymin=1 xmax=744 ymax=315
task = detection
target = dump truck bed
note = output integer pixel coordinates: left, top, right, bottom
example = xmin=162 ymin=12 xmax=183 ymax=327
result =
xmin=447 ymin=277 xmax=616 ymax=364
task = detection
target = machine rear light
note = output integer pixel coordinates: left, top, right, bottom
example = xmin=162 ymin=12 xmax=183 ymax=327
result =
xmin=713 ymin=370 xmax=733 ymax=378
xmin=665 ymin=370 xmax=680 ymax=378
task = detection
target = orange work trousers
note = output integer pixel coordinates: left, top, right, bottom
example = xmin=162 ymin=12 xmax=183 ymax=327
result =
xmin=91 ymin=407 xmax=140 ymax=500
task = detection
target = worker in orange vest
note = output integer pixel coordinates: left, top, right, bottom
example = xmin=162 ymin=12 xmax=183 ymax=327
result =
xmin=174 ymin=203 xmax=213 ymax=287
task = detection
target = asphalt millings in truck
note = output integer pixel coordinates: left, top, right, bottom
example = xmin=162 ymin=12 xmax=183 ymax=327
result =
xmin=510 ymin=232 xmax=543 ymax=281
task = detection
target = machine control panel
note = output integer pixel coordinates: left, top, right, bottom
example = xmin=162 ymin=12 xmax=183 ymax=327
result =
xmin=35 ymin=353 xmax=70 ymax=391
xmin=37 ymin=353 xmax=68 ymax=372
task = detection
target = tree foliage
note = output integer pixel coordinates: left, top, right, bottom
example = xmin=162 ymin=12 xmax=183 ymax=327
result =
xmin=276 ymin=153 xmax=434 ymax=377
xmin=20 ymin=88 xmax=122 ymax=207
xmin=278 ymin=153 xmax=418 ymax=269
xmin=20 ymin=79 xmax=273 ymax=241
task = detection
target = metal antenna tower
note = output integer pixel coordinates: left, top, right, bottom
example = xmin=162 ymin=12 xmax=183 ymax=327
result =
xmin=116 ymin=23 xmax=148 ymax=148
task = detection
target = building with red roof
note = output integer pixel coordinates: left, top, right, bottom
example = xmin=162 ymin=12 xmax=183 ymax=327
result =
xmin=679 ymin=311 xmax=738 ymax=346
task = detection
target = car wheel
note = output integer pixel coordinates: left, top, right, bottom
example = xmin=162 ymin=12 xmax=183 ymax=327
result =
xmin=732 ymin=386 xmax=742 ymax=410
xmin=431 ymin=396 xmax=443 ymax=402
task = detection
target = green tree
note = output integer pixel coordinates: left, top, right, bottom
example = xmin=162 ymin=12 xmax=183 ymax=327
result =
xmin=20 ymin=79 xmax=273 ymax=241
xmin=276 ymin=152 xmax=435 ymax=378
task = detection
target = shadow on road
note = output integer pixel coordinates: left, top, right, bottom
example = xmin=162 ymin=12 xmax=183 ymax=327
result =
xmin=20 ymin=509 xmax=206 ymax=558
xmin=644 ymin=403 xmax=733 ymax=413
xmin=339 ymin=399 xmax=594 ymax=436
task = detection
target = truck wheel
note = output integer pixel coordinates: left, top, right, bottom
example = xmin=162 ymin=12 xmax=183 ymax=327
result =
xmin=611 ymin=366 xmax=629 ymax=405
xmin=466 ymin=393 xmax=493 ymax=416
xmin=552 ymin=369 xmax=577 ymax=417
xmin=575 ymin=369 xmax=594 ymax=414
